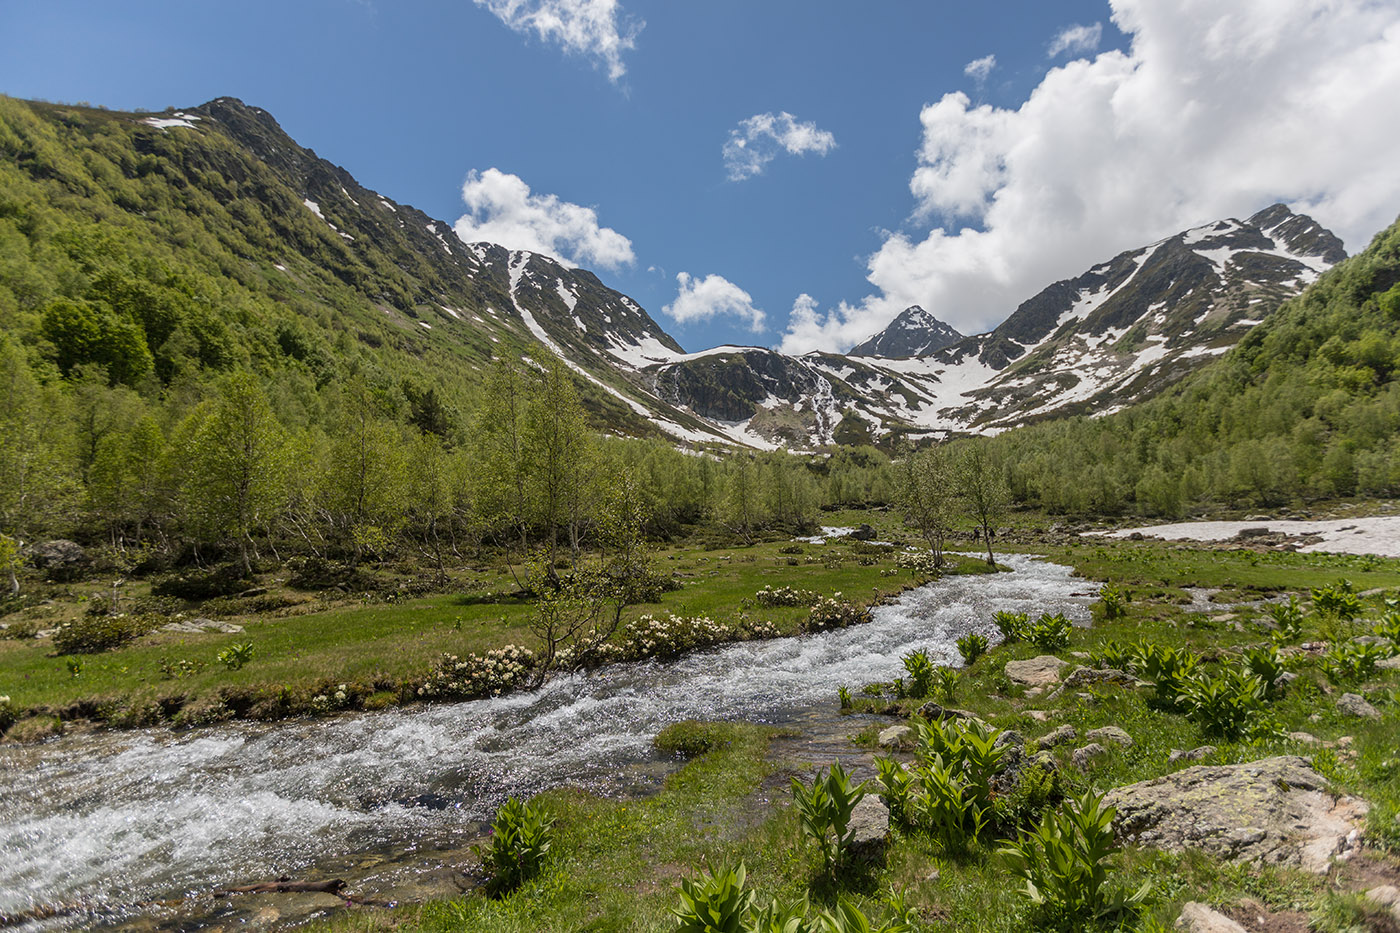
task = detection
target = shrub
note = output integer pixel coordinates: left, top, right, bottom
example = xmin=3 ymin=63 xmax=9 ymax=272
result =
xmin=791 ymin=761 xmax=868 ymax=873
xmin=217 ymin=642 xmax=255 ymax=670
xmin=151 ymin=563 xmax=250 ymax=600
xmin=999 ymin=790 xmax=1150 ymax=927
xmin=1268 ymin=595 xmax=1306 ymax=641
xmin=1177 ymin=668 xmax=1268 ymax=740
xmin=1134 ymin=642 xmax=1202 ymax=707
xmin=623 ymin=613 xmax=735 ymax=659
xmin=895 ymin=550 xmax=940 ymax=578
xmin=1242 ymin=644 xmax=1288 ymax=698
xmin=1099 ymin=584 xmax=1128 ymax=620
xmin=52 ymin=612 xmax=161 ymax=654
xmin=476 ymin=797 xmax=554 ymax=894
xmin=754 ymin=584 xmax=815 ymax=607
xmin=933 ymin=666 xmax=959 ymax=702
xmin=419 ymin=645 xmax=537 ymax=700
xmin=991 ymin=763 xmax=1059 ymax=830
xmin=956 ymin=632 xmax=989 ymax=666
xmin=1027 ymin=612 xmax=1073 ymax=650
xmin=902 ymin=650 xmax=936 ymax=698
xmin=1089 ymin=640 xmax=1135 ymax=671
xmin=993 ymin=610 xmax=1029 ymax=643
xmin=804 ymin=596 xmax=871 ymax=633
xmin=0 ymin=695 xmax=14 ymax=735
xmin=1312 ymin=580 xmax=1362 ymax=621
xmin=1321 ymin=641 xmax=1389 ymax=685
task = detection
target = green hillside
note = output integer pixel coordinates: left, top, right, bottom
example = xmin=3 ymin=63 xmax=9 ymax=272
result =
xmin=989 ymin=215 xmax=1400 ymax=515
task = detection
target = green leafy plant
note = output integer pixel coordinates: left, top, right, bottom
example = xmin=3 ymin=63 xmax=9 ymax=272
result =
xmin=1135 ymin=642 xmax=1202 ymax=708
xmin=1027 ymin=612 xmax=1073 ymax=650
xmin=1177 ymin=668 xmax=1268 ymax=740
xmin=956 ymin=632 xmax=989 ymax=666
xmin=673 ymin=863 xmax=756 ymax=933
xmin=791 ymin=761 xmax=868 ymax=874
xmin=837 ymin=685 xmax=853 ymax=710
xmin=993 ymin=610 xmax=1029 ymax=644
xmin=475 ymin=796 xmax=555 ymax=894
xmin=747 ymin=894 xmax=815 ymax=933
xmin=815 ymin=897 xmax=915 ymax=933
xmin=999 ymin=790 xmax=1150 ymax=927
xmin=933 ymin=666 xmax=959 ymax=702
xmin=1242 ymin=644 xmax=1288 ymax=699
xmin=1089 ymin=640 xmax=1135 ymax=671
xmin=1373 ymin=610 xmax=1400 ymax=648
xmin=1268 ymin=595 xmax=1306 ymax=642
xmin=1099 ymin=584 xmax=1128 ymax=620
xmin=1321 ymin=641 xmax=1389 ymax=685
xmin=874 ymin=755 xmax=915 ymax=826
xmin=902 ymin=650 xmax=936 ymax=698
xmin=1312 ymin=580 xmax=1362 ymax=621
xmin=64 ymin=656 xmax=83 ymax=678
xmin=217 ymin=641 xmax=255 ymax=670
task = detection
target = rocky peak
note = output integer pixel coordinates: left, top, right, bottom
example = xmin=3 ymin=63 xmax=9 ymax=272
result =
xmin=849 ymin=305 xmax=964 ymax=358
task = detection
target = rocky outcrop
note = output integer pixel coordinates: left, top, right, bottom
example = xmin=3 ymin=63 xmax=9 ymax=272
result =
xmin=1105 ymin=756 xmax=1368 ymax=873
xmin=847 ymin=795 xmax=888 ymax=860
xmin=1004 ymin=656 xmax=1069 ymax=687
xmin=1174 ymin=902 xmax=1248 ymax=933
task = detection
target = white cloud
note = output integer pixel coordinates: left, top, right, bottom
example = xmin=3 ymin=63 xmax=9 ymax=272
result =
xmin=723 ymin=112 xmax=837 ymax=182
xmin=453 ymin=168 xmax=635 ymax=270
xmin=1047 ymin=22 xmax=1103 ymax=57
xmin=963 ymin=54 xmax=997 ymax=81
xmin=474 ymin=0 xmax=641 ymax=83
xmin=663 ymin=273 xmax=766 ymax=331
xmin=779 ymin=0 xmax=1400 ymax=354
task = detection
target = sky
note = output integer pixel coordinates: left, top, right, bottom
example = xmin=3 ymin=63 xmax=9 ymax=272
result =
xmin=3 ymin=0 xmax=1400 ymax=355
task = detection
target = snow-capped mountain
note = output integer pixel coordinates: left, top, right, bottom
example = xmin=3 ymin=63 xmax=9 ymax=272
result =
xmin=630 ymin=205 xmax=1345 ymax=447
xmin=850 ymin=306 xmax=963 ymax=357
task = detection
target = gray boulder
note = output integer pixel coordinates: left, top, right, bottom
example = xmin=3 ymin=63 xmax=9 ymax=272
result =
xmin=1035 ymin=724 xmax=1077 ymax=750
xmin=1175 ymin=902 xmax=1247 ymax=933
xmin=1072 ymin=743 xmax=1108 ymax=769
xmin=847 ymin=795 xmax=888 ymax=860
xmin=1336 ymin=693 xmax=1380 ymax=719
xmin=1104 ymin=756 xmax=1368 ymax=873
xmin=1086 ymin=725 xmax=1134 ymax=748
xmin=1004 ymin=655 xmax=1069 ymax=687
xmin=1169 ymin=746 xmax=1217 ymax=764
xmin=1046 ymin=667 xmax=1146 ymax=701
xmin=28 ymin=540 xmax=89 ymax=580
xmin=877 ymin=725 xmax=912 ymax=749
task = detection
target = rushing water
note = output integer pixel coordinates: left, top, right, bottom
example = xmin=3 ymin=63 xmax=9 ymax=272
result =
xmin=0 ymin=556 xmax=1094 ymax=927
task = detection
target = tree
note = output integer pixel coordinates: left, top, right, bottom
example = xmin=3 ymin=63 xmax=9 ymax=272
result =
xmin=475 ymin=359 xmax=531 ymax=555
xmin=958 ymin=443 xmax=1009 ymax=568
xmin=324 ymin=378 xmax=408 ymax=558
xmin=720 ymin=456 xmax=762 ymax=544
xmin=179 ymin=373 xmax=290 ymax=575
xmin=896 ymin=443 xmax=957 ymax=566
xmin=525 ymin=358 xmax=592 ymax=569
xmin=0 ymin=337 xmax=78 ymax=541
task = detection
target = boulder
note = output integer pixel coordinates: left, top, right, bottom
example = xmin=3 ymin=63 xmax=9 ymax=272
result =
xmin=847 ymin=795 xmax=888 ymax=860
xmin=1337 ymin=693 xmax=1380 ymax=719
xmin=1104 ymin=756 xmax=1368 ymax=873
xmin=1004 ymin=655 xmax=1069 ymax=687
xmin=849 ymin=524 xmax=877 ymax=541
xmin=1072 ymin=743 xmax=1108 ymax=768
xmin=161 ymin=618 xmax=246 ymax=635
xmin=1086 ymin=725 xmax=1134 ymax=748
xmin=1175 ymin=902 xmax=1247 ymax=932
xmin=1168 ymin=746 xmax=1216 ymax=764
xmin=1046 ymin=667 xmax=1146 ymax=701
xmin=877 ymin=725 xmax=912 ymax=749
xmin=1364 ymin=886 xmax=1400 ymax=922
xmin=28 ymin=540 xmax=89 ymax=580
xmin=1035 ymin=724 xmax=1078 ymax=750
xmin=916 ymin=701 xmax=978 ymax=722
xmin=1380 ymin=656 xmax=1400 ymax=671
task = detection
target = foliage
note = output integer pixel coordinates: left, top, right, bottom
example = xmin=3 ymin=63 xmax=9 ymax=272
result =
xmin=1312 ymin=580 xmax=1362 ymax=621
xmin=1027 ymin=612 xmax=1073 ymax=650
xmin=1242 ymin=643 xmax=1289 ymax=699
xmin=672 ymin=863 xmax=756 ymax=933
xmin=754 ymin=585 xmax=816 ymax=608
xmin=895 ymin=443 xmax=956 ymax=566
xmin=993 ymin=610 xmax=1029 ymax=644
xmin=1088 ymin=639 xmax=1135 ymax=671
xmin=791 ymin=761 xmax=868 ymax=874
xmin=216 ymin=641 xmax=255 ymax=670
xmin=804 ymin=596 xmax=871 ymax=633
xmin=1176 ymin=667 xmax=1269 ymax=740
xmin=837 ymin=685 xmax=852 ymax=710
xmin=1099 ymin=584 xmax=1128 ymax=620
xmin=1320 ymin=641 xmax=1389 ymax=685
xmin=902 ymin=650 xmax=937 ymax=698
xmin=419 ymin=645 xmax=537 ymax=700
xmin=999 ymin=790 xmax=1150 ymax=928
xmin=1268 ymin=595 xmax=1307 ymax=642
xmin=1133 ymin=641 xmax=1202 ymax=707
xmin=956 ymin=632 xmax=989 ymax=666
xmin=933 ymin=665 xmax=960 ymax=702
xmin=476 ymin=796 xmax=555 ymax=894
xmin=51 ymin=612 xmax=159 ymax=654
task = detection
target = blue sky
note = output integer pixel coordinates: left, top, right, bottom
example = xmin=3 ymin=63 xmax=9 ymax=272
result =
xmin=3 ymin=1 xmax=1400 ymax=354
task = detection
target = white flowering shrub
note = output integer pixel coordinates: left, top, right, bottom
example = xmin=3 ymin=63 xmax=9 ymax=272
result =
xmin=554 ymin=639 xmax=627 ymax=670
xmin=804 ymin=594 xmax=872 ymax=633
xmin=0 ymin=695 xmax=13 ymax=734
xmin=754 ymin=585 xmax=817 ymax=607
xmin=896 ymin=551 xmax=941 ymax=577
xmin=419 ymin=645 xmax=538 ymax=699
xmin=623 ymin=614 xmax=738 ymax=660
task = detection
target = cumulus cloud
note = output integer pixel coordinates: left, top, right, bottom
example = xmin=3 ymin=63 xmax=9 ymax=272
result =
xmin=779 ymin=0 xmax=1400 ymax=354
xmin=663 ymin=273 xmax=766 ymax=331
xmin=453 ymin=168 xmax=635 ymax=270
xmin=723 ymin=112 xmax=837 ymax=182
xmin=474 ymin=0 xmax=641 ymax=82
xmin=1047 ymin=22 xmax=1103 ymax=57
xmin=963 ymin=54 xmax=997 ymax=81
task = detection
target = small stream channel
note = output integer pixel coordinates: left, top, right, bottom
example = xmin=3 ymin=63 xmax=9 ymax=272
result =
xmin=0 ymin=555 xmax=1096 ymax=930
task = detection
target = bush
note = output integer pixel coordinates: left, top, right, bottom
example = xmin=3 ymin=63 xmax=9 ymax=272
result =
xmin=1027 ymin=612 xmax=1073 ymax=650
xmin=51 ymin=612 xmax=161 ymax=654
xmin=1099 ymin=584 xmax=1128 ymax=620
xmin=754 ymin=584 xmax=815 ymax=607
xmin=956 ymin=632 xmax=989 ymax=666
xmin=151 ymin=563 xmax=250 ymax=600
xmin=791 ymin=761 xmax=868 ymax=873
xmin=623 ymin=613 xmax=735 ymax=659
xmin=1321 ymin=641 xmax=1389 ymax=685
xmin=804 ymin=596 xmax=871 ymax=633
xmin=476 ymin=797 xmax=554 ymax=894
xmin=902 ymin=650 xmax=936 ymax=698
xmin=993 ymin=610 xmax=1029 ymax=643
xmin=418 ymin=645 xmax=537 ymax=700
xmin=999 ymin=790 xmax=1150 ymax=927
xmin=1312 ymin=580 xmax=1362 ymax=620
xmin=217 ymin=642 xmax=255 ymax=670
xmin=0 ymin=695 xmax=14 ymax=735
xmin=1177 ymin=668 xmax=1268 ymax=740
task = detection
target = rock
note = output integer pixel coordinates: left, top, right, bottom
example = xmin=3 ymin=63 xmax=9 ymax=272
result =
xmin=1046 ymin=667 xmax=1146 ymax=701
xmin=1380 ymin=656 xmax=1400 ymax=671
xmin=1288 ymin=732 xmax=1320 ymax=745
xmin=1025 ymin=710 xmax=1053 ymax=722
xmin=1364 ymin=886 xmax=1400 ymax=921
xmin=877 ymin=725 xmax=912 ymax=749
xmin=1072 ymin=743 xmax=1108 ymax=768
xmin=27 ymin=540 xmax=89 ymax=580
xmin=1086 ymin=725 xmax=1133 ymax=748
xmin=849 ymin=524 xmax=877 ymax=541
xmin=847 ymin=795 xmax=888 ymax=859
xmin=161 ymin=618 xmax=246 ymax=635
xmin=1035 ymin=724 xmax=1077 ymax=750
xmin=1169 ymin=746 xmax=1217 ymax=764
xmin=1104 ymin=756 xmax=1369 ymax=873
xmin=1175 ymin=902 xmax=1248 ymax=933
xmin=916 ymin=701 xmax=978 ymax=722
xmin=992 ymin=730 xmax=1024 ymax=749
xmin=1004 ymin=655 xmax=1069 ymax=687
xmin=1337 ymin=693 xmax=1380 ymax=719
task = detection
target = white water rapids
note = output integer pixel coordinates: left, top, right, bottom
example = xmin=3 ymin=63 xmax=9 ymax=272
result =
xmin=0 ymin=556 xmax=1094 ymax=927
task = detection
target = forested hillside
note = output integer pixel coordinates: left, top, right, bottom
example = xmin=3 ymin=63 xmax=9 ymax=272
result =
xmin=989 ymin=215 xmax=1400 ymax=515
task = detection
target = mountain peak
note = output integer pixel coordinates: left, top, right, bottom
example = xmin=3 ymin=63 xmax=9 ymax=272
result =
xmin=849 ymin=305 xmax=964 ymax=358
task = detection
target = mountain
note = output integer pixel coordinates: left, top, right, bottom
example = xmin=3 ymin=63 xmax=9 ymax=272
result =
xmin=850 ymin=305 xmax=963 ymax=357
xmin=636 ymin=205 xmax=1345 ymax=446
